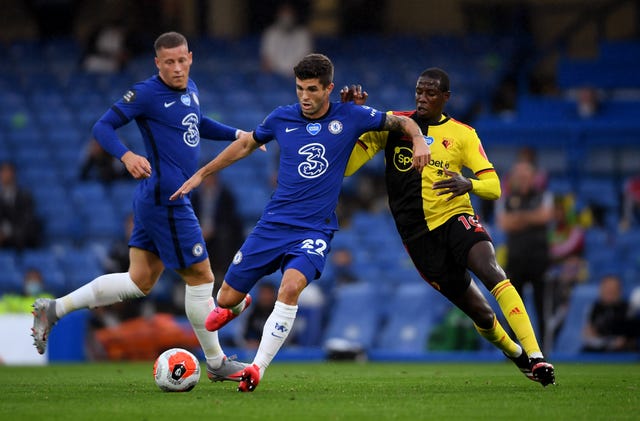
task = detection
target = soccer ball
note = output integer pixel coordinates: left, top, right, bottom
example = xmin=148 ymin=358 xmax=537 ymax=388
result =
xmin=153 ymin=348 xmax=201 ymax=392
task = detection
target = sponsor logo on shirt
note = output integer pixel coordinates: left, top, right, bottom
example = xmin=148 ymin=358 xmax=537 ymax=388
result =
xmin=306 ymin=122 xmax=321 ymax=135
xmin=182 ymin=113 xmax=200 ymax=147
xmin=298 ymin=143 xmax=328 ymax=178
xmin=393 ymin=146 xmax=414 ymax=172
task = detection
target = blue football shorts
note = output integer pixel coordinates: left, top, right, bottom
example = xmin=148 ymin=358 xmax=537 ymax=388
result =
xmin=129 ymin=198 xmax=208 ymax=269
xmin=224 ymin=221 xmax=333 ymax=294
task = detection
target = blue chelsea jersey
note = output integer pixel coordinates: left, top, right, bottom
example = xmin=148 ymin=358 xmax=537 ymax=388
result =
xmin=254 ymin=102 xmax=385 ymax=231
xmin=113 ymin=76 xmax=203 ymax=205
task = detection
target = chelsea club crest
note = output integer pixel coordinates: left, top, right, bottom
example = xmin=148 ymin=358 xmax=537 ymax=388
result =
xmin=328 ymin=120 xmax=343 ymax=134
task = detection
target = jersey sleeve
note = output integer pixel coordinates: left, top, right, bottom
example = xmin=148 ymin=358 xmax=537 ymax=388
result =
xmin=92 ymin=84 xmax=148 ymax=160
xmin=344 ymin=130 xmax=387 ymax=176
xmin=462 ymin=129 xmax=501 ymax=200
xmin=351 ymin=104 xmax=386 ymax=132
xmin=199 ymin=116 xmax=238 ymax=141
xmin=253 ymin=109 xmax=277 ymax=144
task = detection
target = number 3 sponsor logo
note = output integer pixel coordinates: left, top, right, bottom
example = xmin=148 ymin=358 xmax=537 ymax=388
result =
xmin=298 ymin=143 xmax=329 ymax=178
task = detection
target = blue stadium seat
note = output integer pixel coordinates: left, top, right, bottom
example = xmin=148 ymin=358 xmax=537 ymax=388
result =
xmin=39 ymin=201 xmax=81 ymax=244
xmin=233 ymin=184 xmax=272 ymax=223
xmin=19 ymin=249 xmax=61 ymax=274
xmin=44 ymin=269 xmax=68 ymax=296
xmin=58 ymin=247 xmax=102 ymax=276
xmin=109 ymin=180 xmax=137 ymax=220
xmin=0 ymin=267 xmax=23 ymax=294
xmin=322 ymin=283 xmax=382 ymax=351
xmin=63 ymin=265 xmax=103 ymax=293
xmin=70 ymin=182 xmax=108 ymax=207
xmin=376 ymin=283 xmax=446 ymax=352
xmin=615 ymin=228 xmax=640 ymax=263
xmin=553 ymin=284 xmax=599 ymax=355
xmin=577 ymin=177 xmax=619 ymax=210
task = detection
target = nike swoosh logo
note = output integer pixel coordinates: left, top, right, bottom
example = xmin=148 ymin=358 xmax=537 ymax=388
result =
xmin=285 ymin=127 xmax=299 ymax=133
xmin=271 ymin=332 xmax=284 ymax=339
xmin=164 ymin=101 xmax=176 ymax=108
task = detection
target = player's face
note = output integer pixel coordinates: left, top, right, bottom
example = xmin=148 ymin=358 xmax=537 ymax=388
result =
xmin=296 ymin=78 xmax=334 ymax=119
xmin=155 ymin=44 xmax=192 ymax=90
xmin=415 ymin=76 xmax=450 ymax=121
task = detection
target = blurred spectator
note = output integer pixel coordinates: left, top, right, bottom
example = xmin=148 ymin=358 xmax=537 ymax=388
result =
xmin=82 ymin=20 xmax=132 ymax=73
xmin=337 ymin=171 xmax=387 ymax=227
xmin=190 ymin=173 xmax=244 ymax=289
xmin=514 ymin=146 xmax=547 ymax=190
xmin=545 ymin=194 xmax=588 ymax=345
xmin=0 ymin=161 xmax=42 ymax=250
xmin=260 ymin=2 xmax=313 ymax=77
xmin=574 ymin=86 xmax=601 ymax=119
xmin=79 ymin=138 xmax=129 ymax=184
xmin=240 ymin=283 xmax=277 ymax=349
xmin=330 ymin=247 xmax=359 ymax=287
xmin=480 ymin=145 xmax=546 ymax=224
xmin=490 ymin=75 xmax=518 ymax=118
xmin=620 ymin=175 xmax=640 ymax=231
xmin=496 ymin=160 xmax=553 ymax=344
xmin=0 ymin=268 xmax=53 ymax=313
xmin=583 ymin=274 xmax=640 ymax=352
xmin=102 ymin=212 xmax=134 ymax=274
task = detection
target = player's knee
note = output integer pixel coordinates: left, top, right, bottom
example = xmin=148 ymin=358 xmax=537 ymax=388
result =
xmin=277 ymin=281 xmax=305 ymax=305
xmin=130 ymin=275 xmax=154 ymax=296
xmin=474 ymin=304 xmax=496 ymax=329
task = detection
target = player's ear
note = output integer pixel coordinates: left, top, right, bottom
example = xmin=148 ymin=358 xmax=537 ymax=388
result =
xmin=326 ymin=82 xmax=335 ymax=94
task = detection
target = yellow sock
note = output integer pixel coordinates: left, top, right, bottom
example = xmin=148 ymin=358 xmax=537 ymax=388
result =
xmin=474 ymin=315 xmax=521 ymax=357
xmin=491 ymin=279 xmax=542 ymax=357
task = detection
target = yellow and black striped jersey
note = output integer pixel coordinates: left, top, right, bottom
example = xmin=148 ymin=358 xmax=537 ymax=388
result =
xmin=345 ymin=111 xmax=499 ymax=240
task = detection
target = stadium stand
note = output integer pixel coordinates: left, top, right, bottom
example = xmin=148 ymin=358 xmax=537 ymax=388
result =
xmin=1 ymin=33 xmax=638 ymax=361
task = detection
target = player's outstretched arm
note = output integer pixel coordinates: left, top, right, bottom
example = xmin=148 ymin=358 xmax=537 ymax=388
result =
xmin=170 ymin=131 xmax=260 ymax=200
xmin=383 ymin=114 xmax=430 ymax=172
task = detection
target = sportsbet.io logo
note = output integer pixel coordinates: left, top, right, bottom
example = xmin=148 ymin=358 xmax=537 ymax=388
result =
xmin=393 ymin=146 xmax=414 ymax=172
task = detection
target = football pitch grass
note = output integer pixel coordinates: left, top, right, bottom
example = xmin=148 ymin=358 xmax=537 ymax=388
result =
xmin=1 ymin=361 xmax=638 ymax=420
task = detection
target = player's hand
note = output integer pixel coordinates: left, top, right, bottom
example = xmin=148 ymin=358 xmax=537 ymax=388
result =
xmin=432 ymin=168 xmax=473 ymax=201
xmin=411 ymin=136 xmax=430 ymax=173
xmin=339 ymin=85 xmax=368 ymax=105
xmin=170 ymin=172 xmax=204 ymax=201
xmin=121 ymin=151 xmax=152 ymax=179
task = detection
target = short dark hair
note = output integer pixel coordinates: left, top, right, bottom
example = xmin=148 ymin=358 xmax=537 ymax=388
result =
xmin=154 ymin=31 xmax=188 ymax=53
xmin=419 ymin=67 xmax=450 ymax=92
xmin=294 ymin=53 xmax=334 ymax=87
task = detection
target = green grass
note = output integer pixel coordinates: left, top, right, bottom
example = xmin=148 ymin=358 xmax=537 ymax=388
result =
xmin=0 ymin=361 xmax=638 ymax=420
